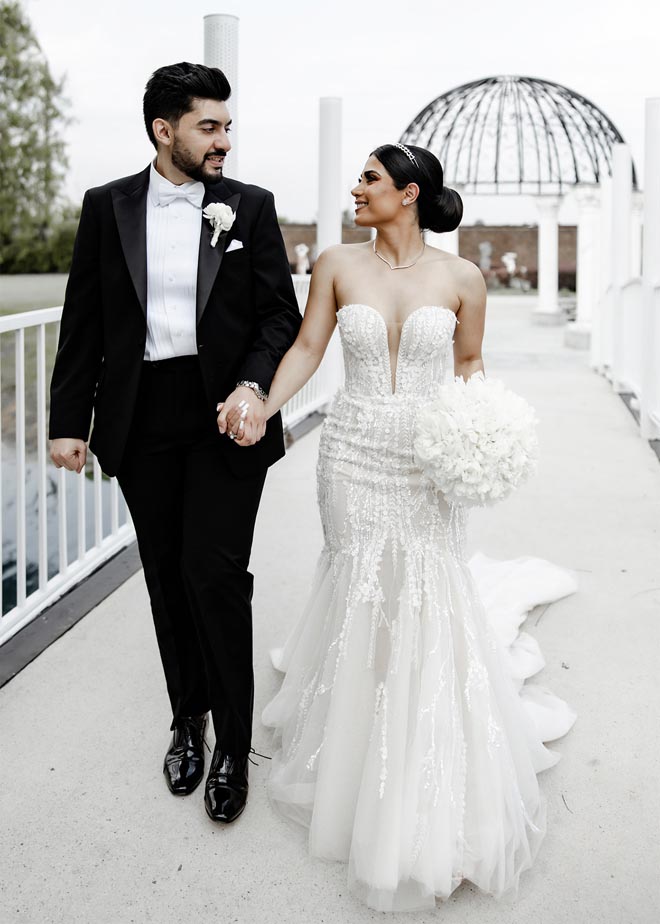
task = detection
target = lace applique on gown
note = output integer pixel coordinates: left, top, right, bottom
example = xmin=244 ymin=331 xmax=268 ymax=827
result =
xmin=261 ymin=304 xmax=576 ymax=912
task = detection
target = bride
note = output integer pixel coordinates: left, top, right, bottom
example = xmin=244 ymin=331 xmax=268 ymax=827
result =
xmin=224 ymin=142 xmax=576 ymax=911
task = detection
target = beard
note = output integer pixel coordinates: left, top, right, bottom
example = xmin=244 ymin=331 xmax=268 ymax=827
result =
xmin=171 ymin=138 xmax=224 ymax=184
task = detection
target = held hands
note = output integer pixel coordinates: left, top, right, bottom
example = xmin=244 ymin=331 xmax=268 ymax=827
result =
xmin=50 ymin=438 xmax=87 ymax=473
xmin=217 ymin=386 xmax=267 ymax=447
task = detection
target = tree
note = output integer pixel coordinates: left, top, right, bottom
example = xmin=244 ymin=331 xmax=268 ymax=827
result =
xmin=0 ymin=1 xmax=70 ymax=272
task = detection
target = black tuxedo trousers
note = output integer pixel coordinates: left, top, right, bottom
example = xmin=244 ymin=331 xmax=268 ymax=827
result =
xmin=117 ymin=356 xmax=266 ymax=754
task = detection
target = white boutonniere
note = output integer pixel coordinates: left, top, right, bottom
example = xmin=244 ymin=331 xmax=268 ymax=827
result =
xmin=203 ymin=203 xmax=236 ymax=247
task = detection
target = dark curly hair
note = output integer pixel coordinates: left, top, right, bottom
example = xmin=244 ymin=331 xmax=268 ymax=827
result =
xmin=143 ymin=62 xmax=231 ymax=149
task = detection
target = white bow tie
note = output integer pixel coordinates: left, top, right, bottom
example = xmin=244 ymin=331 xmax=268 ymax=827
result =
xmin=157 ymin=184 xmax=204 ymax=208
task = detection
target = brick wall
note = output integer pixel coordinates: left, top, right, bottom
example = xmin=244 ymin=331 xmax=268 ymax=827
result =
xmin=280 ymin=223 xmax=577 ymax=289
xmin=458 ymin=225 xmax=576 ymax=272
xmin=280 ymin=224 xmax=370 ymax=270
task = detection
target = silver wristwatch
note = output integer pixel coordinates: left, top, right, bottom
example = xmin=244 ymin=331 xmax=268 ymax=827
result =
xmin=236 ymin=380 xmax=268 ymax=402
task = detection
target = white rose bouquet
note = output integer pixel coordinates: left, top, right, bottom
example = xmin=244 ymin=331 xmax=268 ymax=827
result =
xmin=203 ymin=203 xmax=236 ymax=247
xmin=413 ymin=372 xmax=538 ymax=507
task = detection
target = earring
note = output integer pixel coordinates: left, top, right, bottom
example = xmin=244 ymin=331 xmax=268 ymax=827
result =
xmin=402 ymin=200 xmax=409 ymax=206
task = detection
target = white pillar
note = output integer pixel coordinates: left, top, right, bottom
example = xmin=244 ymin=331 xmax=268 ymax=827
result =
xmin=566 ymin=186 xmax=600 ymax=349
xmin=204 ymin=14 xmax=239 ymax=177
xmin=317 ymin=97 xmax=342 ymax=255
xmin=591 ymin=175 xmax=613 ymax=371
xmin=631 ymin=190 xmax=644 ymax=279
xmin=425 ymin=229 xmax=458 ymax=254
xmin=533 ymin=195 xmax=562 ymax=324
xmin=610 ymin=143 xmax=633 ymax=392
xmin=641 ymin=99 xmax=660 ymax=440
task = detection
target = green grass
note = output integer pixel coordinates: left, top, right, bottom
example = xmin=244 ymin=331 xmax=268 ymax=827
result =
xmin=0 ymin=274 xmax=68 ymax=316
xmin=0 ymin=276 xmax=65 ymax=453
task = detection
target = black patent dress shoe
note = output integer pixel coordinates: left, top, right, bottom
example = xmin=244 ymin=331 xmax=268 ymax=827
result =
xmin=163 ymin=714 xmax=208 ymax=796
xmin=204 ymin=747 xmax=249 ymax=823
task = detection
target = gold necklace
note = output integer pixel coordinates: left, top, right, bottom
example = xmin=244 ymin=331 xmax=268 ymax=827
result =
xmin=373 ymin=238 xmax=426 ymax=270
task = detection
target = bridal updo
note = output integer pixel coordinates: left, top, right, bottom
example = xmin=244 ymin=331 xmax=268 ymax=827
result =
xmin=371 ymin=144 xmax=463 ymax=234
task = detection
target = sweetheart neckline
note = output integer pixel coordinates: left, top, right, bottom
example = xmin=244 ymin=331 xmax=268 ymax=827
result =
xmin=337 ymin=303 xmax=457 ymax=330
xmin=336 ymin=304 xmax=456 ymax=395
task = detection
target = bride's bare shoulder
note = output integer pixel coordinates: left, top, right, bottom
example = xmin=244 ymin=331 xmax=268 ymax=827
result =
xmin=315 ymin=242 xmax=372 ymax=270
xmin=426 ymin=246 xmax=486 ymax=291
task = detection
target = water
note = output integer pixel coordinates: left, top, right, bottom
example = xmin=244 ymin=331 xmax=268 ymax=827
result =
xmin=1 ymin=444 xmax=122 ymax=614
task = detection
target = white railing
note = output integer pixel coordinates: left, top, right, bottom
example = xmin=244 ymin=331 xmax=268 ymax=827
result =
xmin=642 ymin=284 xmax=660 ymax=434
xmin=619 ymin=278 xmax=643 ymax=398
xmin=596 ymin=285 xmax=615 ymax=377
xmin=286 ymin=274 xmax=343 ymax=426
xmin=595 ymin=278 xmax=660 ymax=440
xmin=0 ymin=307 xmax=134 ymax=646
xmin=0 ymin=274 xmax=339 ymax=647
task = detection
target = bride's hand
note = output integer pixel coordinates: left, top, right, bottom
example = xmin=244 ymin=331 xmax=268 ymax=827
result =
xmin=217 ymin=388 xmax=267 ymax=446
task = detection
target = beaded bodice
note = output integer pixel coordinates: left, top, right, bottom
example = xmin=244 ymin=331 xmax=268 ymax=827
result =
xmin=336 ymin=303 xmax=456 ymax=398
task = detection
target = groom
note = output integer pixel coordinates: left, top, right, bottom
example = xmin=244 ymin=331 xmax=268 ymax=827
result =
xmin=49 ymin=62 xmax=301 ymax=822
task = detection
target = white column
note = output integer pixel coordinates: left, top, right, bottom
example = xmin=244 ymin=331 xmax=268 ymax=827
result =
xmin=565 ymin=186 xmax=600 ymax=349
xmin=591 ymin=175 xmax=613 ymax=370
xmin=630 ymin=190 xmax=644 ymax=279
xmin=533 ymin=195 xmax=562 ymax=324
xmin=425 ymin=229 xmax=458 ymax=255
xmin=641 ymin=99 xmax=660 ymax=440
xmin=317 ymin=97 xmax=342 ymax=255
xmin=610 ymin=143 xmax=633 ymax=392
xmin=425 ymin=229 xmax=458 ymax=254
xmin=204 ymin=14 xmax=239 ymax=177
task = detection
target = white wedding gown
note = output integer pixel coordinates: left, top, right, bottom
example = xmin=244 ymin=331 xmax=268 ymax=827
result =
xmin=261 ymin=304 xmax=577 ymax=912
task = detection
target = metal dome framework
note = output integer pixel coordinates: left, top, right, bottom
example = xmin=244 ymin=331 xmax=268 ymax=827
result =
xmin=400 ymin=75 xmax=637 ymax=195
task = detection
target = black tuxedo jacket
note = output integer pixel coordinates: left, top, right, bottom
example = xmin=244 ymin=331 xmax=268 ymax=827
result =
xmin=49 ymin=167 xmax=301 ymax=477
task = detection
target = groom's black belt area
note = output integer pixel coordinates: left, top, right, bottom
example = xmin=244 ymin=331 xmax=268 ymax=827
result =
xmin=142 ymin=355 xmax=200 ymax=372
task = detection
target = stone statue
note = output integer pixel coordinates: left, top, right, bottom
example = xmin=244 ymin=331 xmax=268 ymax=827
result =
xmin=501 ymin=252 xmax=517 ymax=277
xmin=478 ymin=241 xmax=492 ymax=272
xmin=294 ymin=243 xmax=310 ymax=275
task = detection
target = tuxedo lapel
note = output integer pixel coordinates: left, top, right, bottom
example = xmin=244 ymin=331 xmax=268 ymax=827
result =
xmin=111 ymin=168 xmax=149 ymax=318
xmin=196 ymin=185 xmax=241 ymax=324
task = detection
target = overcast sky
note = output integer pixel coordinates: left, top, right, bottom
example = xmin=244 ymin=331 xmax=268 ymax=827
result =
xmin=23 ymin=0 xmax=659 ymax=225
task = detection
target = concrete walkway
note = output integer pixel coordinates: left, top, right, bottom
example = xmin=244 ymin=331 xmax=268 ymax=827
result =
xmin=1 ymin=296 xmax=659 ymax=924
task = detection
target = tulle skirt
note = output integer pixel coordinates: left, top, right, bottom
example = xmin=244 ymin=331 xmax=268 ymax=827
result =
xmin=261 ymin=401 xmax=576 ymax=912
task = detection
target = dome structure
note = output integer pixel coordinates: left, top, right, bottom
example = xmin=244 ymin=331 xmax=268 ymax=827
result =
xmin=400 ymin=75 xmax=637 ymax=195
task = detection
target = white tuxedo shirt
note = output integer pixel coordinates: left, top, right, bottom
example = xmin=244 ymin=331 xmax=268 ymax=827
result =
xmin=144 ymin=163 xmax=204 ymax=361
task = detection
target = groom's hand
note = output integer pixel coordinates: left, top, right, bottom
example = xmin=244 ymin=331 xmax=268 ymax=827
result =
xmin=217 ymin=386 xmax=267 ymax=447
xmin=50 ymin=438 xmax=88 ymax=473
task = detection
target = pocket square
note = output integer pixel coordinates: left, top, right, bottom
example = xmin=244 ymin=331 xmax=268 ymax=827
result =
xmin=226 ymin=239 xmax=243 ymax=253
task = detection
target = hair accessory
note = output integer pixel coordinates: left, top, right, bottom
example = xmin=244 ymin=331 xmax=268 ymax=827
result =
xmin=393 ymin=142 xmax=418 ymax=168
